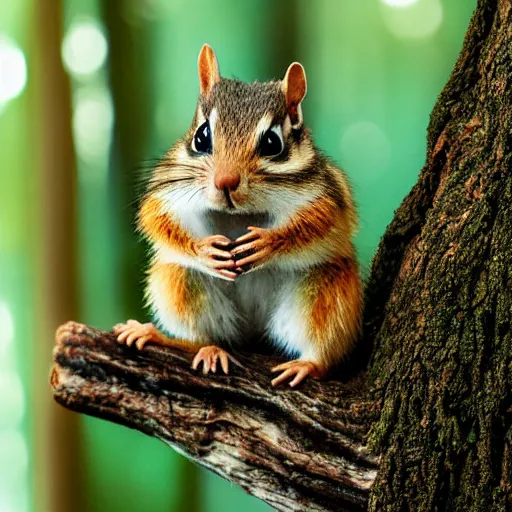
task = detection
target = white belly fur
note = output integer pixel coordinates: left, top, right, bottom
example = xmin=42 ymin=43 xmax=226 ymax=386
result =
xmin=152 ymin=209 xmax=314 ymax=358
xmin=206 ymin=210 xmax=285 ymax=338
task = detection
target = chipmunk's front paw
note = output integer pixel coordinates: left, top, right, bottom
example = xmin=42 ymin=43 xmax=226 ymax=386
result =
xmin=114 ymin=320 xmax=163 ymax=350
xmin=191 ymin=345 xmax=234 ymax=375
xmin=194 ymin=235 xmax=242 ymax=281
xmin=232 ymin=226 xmax=277 ymax=270
xmin=271 ymin=360 xmax=326 ymax=388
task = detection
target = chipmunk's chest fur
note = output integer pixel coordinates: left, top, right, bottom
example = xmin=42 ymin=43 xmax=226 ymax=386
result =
xmin=174 ymin=209 xmax=294 ymax=341
xmin=181 ymin=209 xmax=272 ymax=240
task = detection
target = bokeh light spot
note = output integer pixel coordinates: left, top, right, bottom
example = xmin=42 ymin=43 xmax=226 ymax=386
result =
xmin=340 ymin=122 xmax=391 ymax=178
xmin=62 ymin=20 xmax=108 ymax=76
xmin=0 ymin=430 xmax=29 ymax=512
xmin=72 ymin=88 xmax=114 ymax=165
xmin=380 ymin=0 xmax=419 ymax=7
xmin=381 ymin=0 xmax=443 ymax=39
xmin=0 ymin=38 xmax=27 ymax=104
xmin=0 ymin=430 xmax=29 ymax=479
xmin=0 ymin=372 xmax=24 ymax=429
xmin=0 ymin=302 xmax=14 ymax=352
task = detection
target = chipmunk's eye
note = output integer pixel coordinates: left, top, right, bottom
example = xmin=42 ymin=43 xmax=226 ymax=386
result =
xmin=192 ymin=121 xmax=212 ymax=154
xmin=258 ymin=127 xmax=283 ymax=157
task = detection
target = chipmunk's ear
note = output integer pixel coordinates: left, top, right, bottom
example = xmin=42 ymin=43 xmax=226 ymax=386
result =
xmin=198 ymin=44 xmax=220 ymax=97
xmin=282 ymin=62 xmax=307 ymax=128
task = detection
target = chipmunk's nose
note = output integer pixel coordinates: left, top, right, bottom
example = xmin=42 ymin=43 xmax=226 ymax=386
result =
xmin=214 ymin=172 xmax=240 ymax=192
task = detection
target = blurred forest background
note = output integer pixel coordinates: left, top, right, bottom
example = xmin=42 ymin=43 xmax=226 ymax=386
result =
xmin=0 ymin=0 xmax=476 ymax=511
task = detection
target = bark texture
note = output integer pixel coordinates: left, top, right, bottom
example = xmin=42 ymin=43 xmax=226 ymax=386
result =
xmin=365 ymin=0 xmax=512 ymax=510
xmin=52 ymin=322 xmax=378 ymax=512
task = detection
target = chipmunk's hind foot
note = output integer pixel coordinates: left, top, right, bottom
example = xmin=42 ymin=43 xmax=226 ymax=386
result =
xmin=271 ymin=360 xmax=326 ymax=388
xmin=114 ymin=320 xmax=168 ymax=350
xmin=191 ymin=345 xmax=234 ymax=375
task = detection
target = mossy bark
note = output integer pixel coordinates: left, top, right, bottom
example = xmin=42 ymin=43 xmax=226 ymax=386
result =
xmin=365 ymin=0 xmax=512 ymax=509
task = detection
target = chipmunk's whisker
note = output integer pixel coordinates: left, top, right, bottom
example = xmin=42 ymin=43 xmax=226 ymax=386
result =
xmin=187 ymin=186 xmax=205 ymax=204
xmin=147 ymin=177 xmax=196 ymax=194
xmin=170 ymin=184 xmax=197 ymax=204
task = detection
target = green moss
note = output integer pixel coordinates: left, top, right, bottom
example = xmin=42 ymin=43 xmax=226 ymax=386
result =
xmin=364 ymin=1 xmax=512 ymax=509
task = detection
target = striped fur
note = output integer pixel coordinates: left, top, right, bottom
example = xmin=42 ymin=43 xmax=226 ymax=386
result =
xmin=137 ymin=47 xmax=363 ymax=380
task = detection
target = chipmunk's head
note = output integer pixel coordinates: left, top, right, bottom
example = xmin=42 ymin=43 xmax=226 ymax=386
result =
xmin=153 ymin=44 xmax=318 ymax=216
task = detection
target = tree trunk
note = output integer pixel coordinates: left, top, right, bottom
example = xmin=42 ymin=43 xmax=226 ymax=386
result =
xmin=50 ymin=0 xmax=512 ymax=510
xmin=365 ymin=0 xmax=512 ymax=509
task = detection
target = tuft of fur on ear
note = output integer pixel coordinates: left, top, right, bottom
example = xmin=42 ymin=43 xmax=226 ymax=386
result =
xmin=282 ymin=62 xmax=307 ymax=128
xmin=198 ymin=44 xmax=220 ymax=97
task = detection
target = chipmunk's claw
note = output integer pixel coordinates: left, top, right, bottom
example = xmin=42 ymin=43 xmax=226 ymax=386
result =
xmin=271 ymin=360 xmax=326 ymax=388
xmin=114 ymin=320 xmax=162 ymax=350
xmin=191 ymin=345 xmax=233 ymax=375
xmin=194 ymin=235 xmax=242 ymax=280
xmin=232 ymin=227 xmax=274 ymax=269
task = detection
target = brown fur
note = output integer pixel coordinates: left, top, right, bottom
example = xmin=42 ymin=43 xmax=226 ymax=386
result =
xmin=138 ymin=196 xmax=196 ymax=255
xmin=275 ymin=197 xmax=338 ymax=250
xmin=147 ymin=262 xmax=205 ymax=334
xmin=305 ymin=257 xmax=363 ymax=368
xmin=263 ymin=195 xmax=356 ymax=264
xmin=134 ymin=46 xmax=363 ymax=384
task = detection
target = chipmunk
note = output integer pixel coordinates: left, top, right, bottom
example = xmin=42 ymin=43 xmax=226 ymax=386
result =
xmin=114 ymin=44 xmax=363 ymax=387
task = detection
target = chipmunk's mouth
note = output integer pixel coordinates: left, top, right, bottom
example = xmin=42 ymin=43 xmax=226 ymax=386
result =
xmin=224 ymin=188 xmax=235 ymax=209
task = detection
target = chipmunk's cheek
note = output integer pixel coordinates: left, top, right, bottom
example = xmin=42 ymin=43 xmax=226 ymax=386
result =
xmin=229 ymin=189 xmax=249 ymax=206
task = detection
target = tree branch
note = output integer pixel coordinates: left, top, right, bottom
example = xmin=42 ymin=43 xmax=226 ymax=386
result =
xmin=51 ymin=321 xmax=379 ymax=512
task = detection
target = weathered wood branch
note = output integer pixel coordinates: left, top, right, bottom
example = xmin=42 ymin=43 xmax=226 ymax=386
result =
xmin=51 ymin=321 xmax=379 ymax=512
